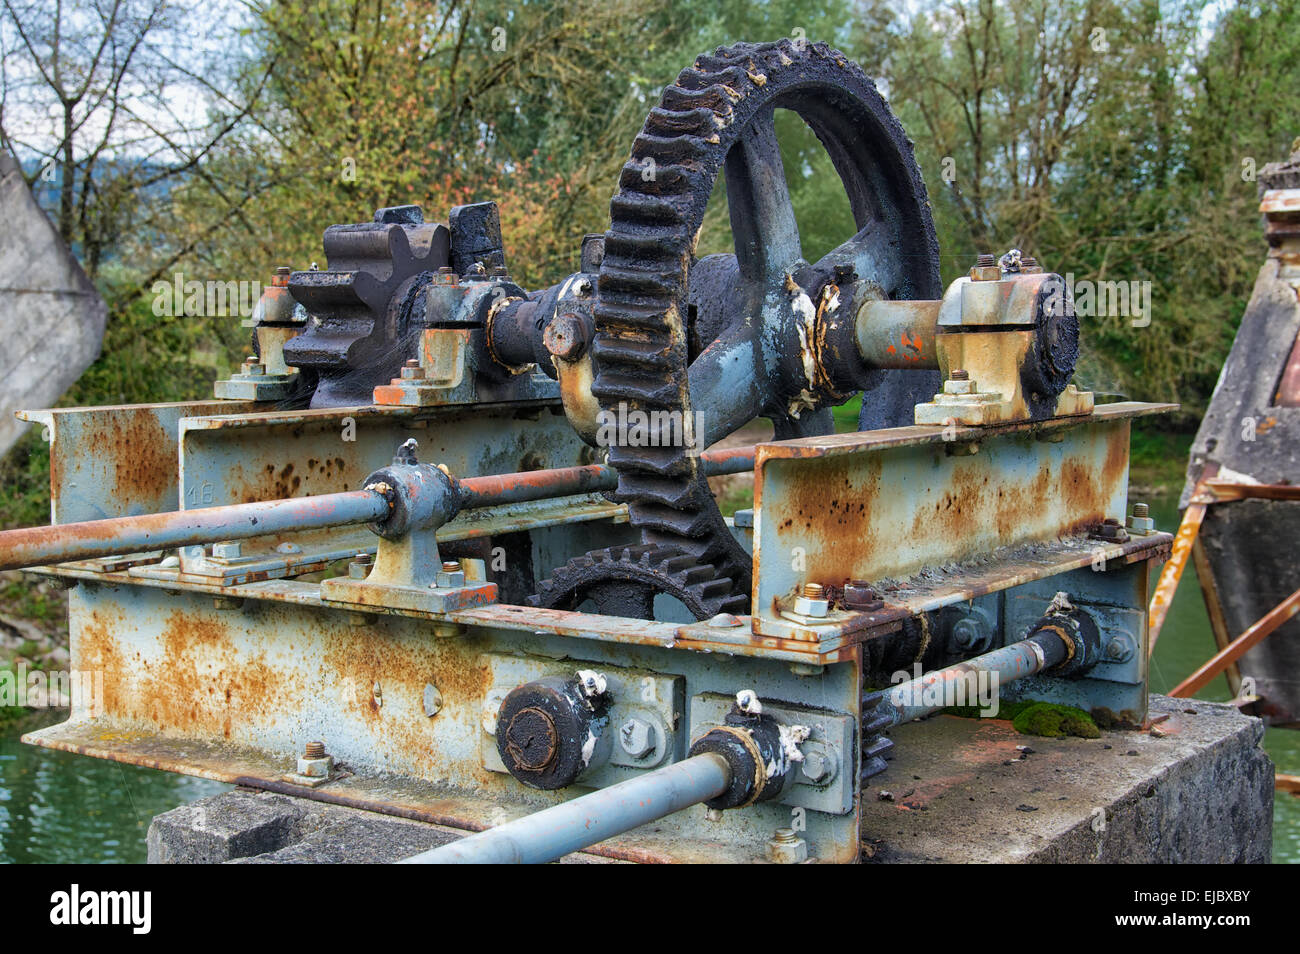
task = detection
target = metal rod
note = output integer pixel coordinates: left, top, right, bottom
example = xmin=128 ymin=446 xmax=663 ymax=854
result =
xmin=1147 ymin=497 xmax=1206 ymax=654
xmin=855 ymin=299 xmax=941 ymax=370
xmin=0 ymin=490 xmax=391 ymax=572
xmin=1170 ymin=584 xmax=1300 ymax=698
xmin=0 ymin=445 xmax=758 ymax=572
xmin=399 ymin=752 xmax=731 ymax=864
xmin=869 ymin=630 xmax=1069 ymax=728
xmin=456 ymin=445 xmax=756 ymax=509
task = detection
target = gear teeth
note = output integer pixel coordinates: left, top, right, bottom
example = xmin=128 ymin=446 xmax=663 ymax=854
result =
xmin=591 ymin=39 xmax=933 ymax=615
xmin=530 ymin=543 xmax=745 ymax=622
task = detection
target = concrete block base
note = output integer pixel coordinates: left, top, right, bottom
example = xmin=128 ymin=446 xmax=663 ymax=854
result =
xmin=860 ymin=695 xmax=1273 ymax=863
xmin=147 ymin=695 xmax=1273 ymax=863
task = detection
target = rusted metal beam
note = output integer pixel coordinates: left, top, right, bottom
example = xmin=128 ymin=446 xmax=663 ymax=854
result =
xmin=1148 ymin=499 xmax=1206 ymax=654
xmin=1278 ymin=774 xmax=1300 ymax=796
xmin=1170 ymin=585 xmax=1300 ymax=698
xmin=1190 ymin=537 xmax=1242 ymax=694
xmin=1197 ymin=480 xmax=1300 ymax=503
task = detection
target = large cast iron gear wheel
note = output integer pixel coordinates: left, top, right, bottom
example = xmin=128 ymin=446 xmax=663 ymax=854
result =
xmin=282 ymin=206 xmax=451 ymax=407
xmin=532 ymin=543 xmax=747 ymax=619
xmin=536 ymin=39 xmax=940 ymax=620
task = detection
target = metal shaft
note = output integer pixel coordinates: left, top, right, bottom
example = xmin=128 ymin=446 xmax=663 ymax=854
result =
xmin=456 ymin=444 xmax=755 ymax=509
xmin=399 ymin=752 xmax=731 ymax=864
xmin=0 ymin=490 xmax=391 ymax=572
xmin=0 ymin=445 xmax=760 ymax=573
xmin=870 ymin=629 xmax=1069 ymax=728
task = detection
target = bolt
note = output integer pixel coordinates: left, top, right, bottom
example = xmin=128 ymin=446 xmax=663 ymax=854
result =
xmin=735 ymin=689 xmax=762 ymax=715
xmin=950 ymin=368 xmax=969 ymax=381
xmin=800 ymin=747 xmax=838 ymax=785
xmin=400 ymin=359 xmax=424 ymax=380
xmin=575 ymin=669 xmax=607 ymax=701
xmin=394 ymin=438 xmax=419 ymax=465
xmin=435 ymin=560 xmax=465 ymax=587
xmin=952 ymin=616 xmax=987 ymax=651
xmin=619 ymin=718 xmax=656 ymax=759
xmin=766 ymin=827 xmax=809 ymax=864
xmin=1093 ymin=517 xmax=1129 ymax=542
xmin=843 ymin=580 xmax=883 ymax=611
xmin=1127 ymin=499 xmax=1155 ymax=535
xmin=976 ymin=253 xmax=996 ymax=267
xmin=543 ymin=312 xmax=589 ymax=361
xmin=297 ymin=740 xmax=333 ymax=779
xmin=348 ymin=552 xmax=373 ymax=579
xmin=794 ymin=582 xmax=829 ymax=618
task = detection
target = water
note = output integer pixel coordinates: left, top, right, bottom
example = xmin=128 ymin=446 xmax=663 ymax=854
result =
xmin=0 ymin=492 xmax=1295 ymax=863
xmin=0 ymin=713 xmax=226 ymax=863
xmin=1145 ymin=496 xmax=1300 ymax=864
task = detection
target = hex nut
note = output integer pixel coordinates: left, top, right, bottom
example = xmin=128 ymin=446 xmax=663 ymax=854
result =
xmin=766 ymin=828 xmax=808 ymax=864
xmin=619 ymin=718 xmax=656 ymax=759
xmin=943 ymin=377 xmax=976 ymax=395
xmin=800 ymin=746 xmax=838 ymax=785
xmin=435 ymin=568 xmax=466 ymax=588
xmin=212 ymin=542 xmax=242 ymax=560
xmin=1126 ymin=513 xmax=1155 ymax=535
xmin=794 ymin=595 xmax=829 ymax=617
xmin=297 ymin=754 xmax=333 ymax=778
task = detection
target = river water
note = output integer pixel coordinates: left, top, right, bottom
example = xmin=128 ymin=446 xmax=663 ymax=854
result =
xmin=0 ymin=495 xmax=1295 ymax=863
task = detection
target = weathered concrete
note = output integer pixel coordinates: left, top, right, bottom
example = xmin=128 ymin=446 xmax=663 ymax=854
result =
xmin=147 ymin=695 xmax=1272 ymax=863
xmin=148 ymin=788 xmax=620 ymax=864
xmin=0 ymin=149 xmax=106 ymax=457
xmin=860 ymin=695 xmax=1273 ymax=863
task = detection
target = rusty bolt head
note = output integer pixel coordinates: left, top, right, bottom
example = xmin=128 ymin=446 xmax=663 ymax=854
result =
xmin=843 ymin=580 xmax=883 ymax=612
xmin=297 ymin=740 xmax=332 ymax=778
xmin=802 ymin=582 xmax=825 ymax=599
xmin=950 ymin=368 xmax=969 ymax=381
xmin=543 ymin=312 xmax=589 ymax=361
xmin=970 ymin=255 xmax=1001 ymax=281
xmin=1092 ymin=518 xmax=1130 ymax=542
xmin=273 ymin=266 xmax=291 ymax=286
xmin=766 ymin=827 xmax=808 ymax=864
